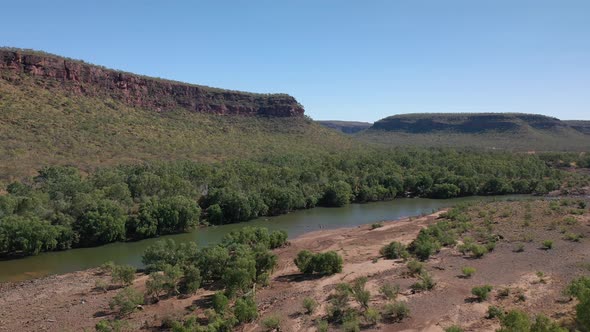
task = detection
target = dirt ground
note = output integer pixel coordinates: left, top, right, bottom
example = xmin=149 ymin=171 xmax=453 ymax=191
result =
xmin=1 ymin=199 xmax=589 ymax=332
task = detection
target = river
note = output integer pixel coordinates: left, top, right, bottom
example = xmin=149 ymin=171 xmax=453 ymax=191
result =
xmin=0 ymin=195 xmax=528 ymax=282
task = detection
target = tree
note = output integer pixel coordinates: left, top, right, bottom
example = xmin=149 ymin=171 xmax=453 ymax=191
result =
xmin=74 ymin=200 xmax=126 ymax=246
xmin=234 ymin=296 xmax=258 ymax=323
xmin=111 ymin=265 xmax=135 ymax=286
xmin=109 ymin=287 xmax=143 ymax=317
xmin=142 ymin=239 xmax=198 ymax=272
xmin=321 ymin=181 xmax=353 ymax=207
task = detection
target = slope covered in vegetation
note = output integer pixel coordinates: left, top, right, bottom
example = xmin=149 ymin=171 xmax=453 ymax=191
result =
xmin=359 ymin=113 xmax=590 ymax=151
xmin=0 ymin=75 xmax=356 ymax=183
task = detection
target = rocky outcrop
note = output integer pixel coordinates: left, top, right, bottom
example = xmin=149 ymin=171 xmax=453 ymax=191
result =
xmin=0 ymin=49 xmax=304 ymax=117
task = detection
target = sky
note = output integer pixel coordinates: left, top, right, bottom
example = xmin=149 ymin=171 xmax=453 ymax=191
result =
xmin=1 ymin=1 xmax=589 ymax=122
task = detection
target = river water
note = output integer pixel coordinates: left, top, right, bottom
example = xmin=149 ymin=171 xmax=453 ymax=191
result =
xmin=0 ymin=195 xmax=528 ymax=282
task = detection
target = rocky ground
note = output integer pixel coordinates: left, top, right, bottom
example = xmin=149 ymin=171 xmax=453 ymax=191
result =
xmin=0 ymin=199 xmax=589 ymax=332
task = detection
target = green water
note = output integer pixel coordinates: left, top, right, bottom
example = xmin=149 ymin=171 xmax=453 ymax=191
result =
xmin=0 ymin=195 xmax=527 ymax=282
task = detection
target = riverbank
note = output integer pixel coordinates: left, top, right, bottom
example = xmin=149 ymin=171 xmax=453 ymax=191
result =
xmin=0 ymin=212 xmax=441 ymax=331
xmin=1 ymin=198 xmax=588 ymax=331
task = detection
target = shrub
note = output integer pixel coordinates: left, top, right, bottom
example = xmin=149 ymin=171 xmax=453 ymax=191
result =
xmin=406 ymin=260 xmax=424 ymax=276
xmin=513 ymin=244 xmax=525 ymax=253
xmin=371 ymin=222 xmax=384 ymax=229
xmin=302 ymin=297 xmax=317 ymax=314
xmin=234 ymin=296 xmax=258 ymax=323
xmin=498 ymin=310 xmax=531 ymax=332
xmin=445 ymin=326 xmax=464 ymax=332
xmin=382 ymin=301 xmax=410 ymax=322
xmin=316 ymin=320 xmax=329 ymax=332
xmin=411 ymin=271 xmax=436 ymax=292
xmin=470 ymin=244 xmax=488 ymax=258
xmin=564 ymin=233 xmax=583 ymax=242
xmin=327 ymin=283 xmax=351 ymax=322
xmin=294 ymin=250 xmax=343 ymax=275
xmin=565 ymin=277 xmax=590 ymax=330
xmin=95 ymin=279 xmax=108 ymax=293
xmin=109 ymin=287 xmax=143 ymax=316
xmin=531 ymin=314 xmax=568 ymax=332
xmin=461 ymin=266 xmax=476 ymax=278
xmin=351 ymin=277 xmax=371 ymax=309
xmin=212 ymin=292 xmax=229 ymax=314
xmin=111 ymin=265 xmax=135 ymax=286
xmin=99 ymin=261 xmax=115 ymax=274
xmin=542 ymin=240 xmax=553 ymax=250
xmin=380 ymin=241 xmax=409 ymax=260
xmin=342 ymin=311 xmax=360 ymax=332
xmin=471 ymin=285 xmax=493 ymax=302
xmin=364 ymin=307 xmax=381 ymax=325
xmin=498 ymin=288 xmax=510 ymax=298
xmin=261 ymin=314 xmax=281 ymax=331
xmin=487 ymin=305 xmax=504 ymax=319
xmin=379 ymin=283 xmax=400 ymax=300
xmin=95 ymin=319 xmax=128 ymax=332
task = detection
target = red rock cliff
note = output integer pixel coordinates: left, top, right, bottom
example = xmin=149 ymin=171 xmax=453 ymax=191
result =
xmin=0 ymin=49 xmax=304 ymax=117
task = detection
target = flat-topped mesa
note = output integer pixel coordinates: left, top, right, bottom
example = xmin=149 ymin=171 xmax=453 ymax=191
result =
xmin=0 ymin=48 xmax=304 ymax=117
xmin=370 ymin=113 xmax=568 ymax=133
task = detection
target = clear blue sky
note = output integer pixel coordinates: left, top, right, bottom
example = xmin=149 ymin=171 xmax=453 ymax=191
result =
xmin=1 ymin=1 xmax=589 ymax=122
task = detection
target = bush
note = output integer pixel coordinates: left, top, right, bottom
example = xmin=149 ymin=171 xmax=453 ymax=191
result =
xmin=487 ymin=305 xmax=504 ymax=319
xmin=212 ymin=292 xmax=229 ymax=314
xmin=565 ymin=277 xmax=590 ymax=331
xmin=379 ymin=283 xmax=400 ymax=300
xmin=411 ymin=271 xmax=436 ymax=292
xmin=470 ymin=244 xmax=488 ymax=258
xmin=294 ymin=250 xmax=343 ymax=275
xmin=342 ymin=311 xmax=361 ymax=332
xmin=364 ymin=307 xmax=381 ymax=326
xmin=380 ymin=241 xmax=409 ymax=260
xmin=371 ymin=222 xmax=384 ymax=229
xmin=382 ymin=301 xmax=410 ymax=322
xmin=513 ymin=244 xmax=525 ymax=253
xmin=234 ymin=296 xmax=258 ymax=323
xmin=542 ymin=240 xmax=554 ymax=250
xmin=461 ymin=266 xmax=476 ymax=278
xmin=317 ymin=320 xmax=329 ymax=332
xmin=406 ymin=260 xmax=424 ymax=276
xmin=261 ymin=314 xmax=281 ymax=331
xmin=109 ymin=287 xmax=143 ymax=316
xmin=471 ymin=285 xmax=493 ymax=302
xmin=351 ymin=277 xmax=371 ymax=309
xmin=95 ymin=319 xmax=128 ymax=332
xmin=302 ymin=297 xmax=317 ymax=314
xmin=445 ymin=326 xmax=464 ymax=332
xmin=498 ymin=310 xmax=531 ymax=332
xmin=111 ymin=265 xmax=135 ymax=286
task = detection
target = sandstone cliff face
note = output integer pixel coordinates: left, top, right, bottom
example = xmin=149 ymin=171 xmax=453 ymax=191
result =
xmin=0 ymin=49 xmax=304 ymax=117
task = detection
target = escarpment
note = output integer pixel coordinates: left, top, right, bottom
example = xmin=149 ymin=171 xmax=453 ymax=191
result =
xmin=0 ymin=48 xmax=304 ymax=117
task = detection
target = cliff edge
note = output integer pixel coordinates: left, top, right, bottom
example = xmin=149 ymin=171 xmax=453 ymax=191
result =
xmin=0 ymin=48 xmax=304 ymax=117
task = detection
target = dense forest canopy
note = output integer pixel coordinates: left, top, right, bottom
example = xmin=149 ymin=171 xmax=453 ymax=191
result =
xmin=0 ymin=148 xmax=580 ymax=258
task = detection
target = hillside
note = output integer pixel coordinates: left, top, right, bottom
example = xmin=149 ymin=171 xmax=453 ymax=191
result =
xmin=0 ymin=49 xmax=356 ymax=182
xmin=565 ymin=120 xmax=590 ymax=135
xmin=358 ymin=113 xmax=590 ymax=151
xmin=317 ymin=120 xmax=372 ymax=134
